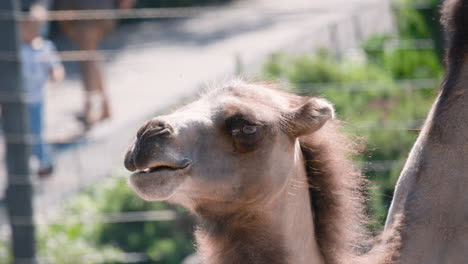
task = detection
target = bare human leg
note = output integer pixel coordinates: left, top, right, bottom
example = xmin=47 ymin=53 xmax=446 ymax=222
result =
xmin=59 ymin=20 xmax=113 ymax=128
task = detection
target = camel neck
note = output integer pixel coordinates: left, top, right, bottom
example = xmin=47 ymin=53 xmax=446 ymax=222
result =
xmin=385 ymin=49 xmax=468 ymax=264
xmin=384 ymin=3 xmax=468 ymax=262
xmin=195 ymin=151 xmax=324 ymax=264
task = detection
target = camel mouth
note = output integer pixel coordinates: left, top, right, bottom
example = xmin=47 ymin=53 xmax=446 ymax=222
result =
xmin=129 ymin=160 xmax=192 ymax=201
xmin=146 ymin=165 xmax=179 ymax=173
xmin=133 ymin=161 xmax=192 ymax=177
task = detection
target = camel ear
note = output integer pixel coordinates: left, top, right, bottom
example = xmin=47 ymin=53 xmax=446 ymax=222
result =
xmin=284 ymin=98 xmax=335 ymax=137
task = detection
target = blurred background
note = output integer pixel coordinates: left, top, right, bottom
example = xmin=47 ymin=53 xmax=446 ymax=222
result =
xmin=0 ymin=0 xmax=444 ymax=263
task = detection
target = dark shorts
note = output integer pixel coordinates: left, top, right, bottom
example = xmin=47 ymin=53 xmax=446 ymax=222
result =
xmin=54 ymin=0 xmax=118 ymax=42
xmin=54 ymin=0 xmax=118 ymax=10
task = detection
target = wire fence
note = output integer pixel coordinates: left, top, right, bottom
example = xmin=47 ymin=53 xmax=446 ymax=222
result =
xmin=0 ymin=0 xmax=431 ymax=214
xmin=0 ymin=0 xmax=442 ymax=263
xmin=8 ymin=210 xmax=177 ymax=226
xmin=0 ymin=7 xmax=208 ymax=21
xmin=0 ymin=2 xmax=389 ymax=22
xmin=282 ymin=78 xmax=439 ymax=92
xmin=0 ymin=39 xmax=440 ymax=65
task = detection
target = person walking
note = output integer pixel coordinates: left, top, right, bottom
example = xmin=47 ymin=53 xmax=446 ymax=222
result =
xmin=21 ymin=5 xmax=65 ymax=177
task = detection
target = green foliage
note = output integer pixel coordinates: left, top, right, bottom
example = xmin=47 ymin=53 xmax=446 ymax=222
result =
xmin=0 ymin=216 xmax=123 ymax=264
xmin=392 ymin=0 xmax=444 ymax=59
xmin=362 ymin=36 xmax=442 ymax=80
xmin=382 ymin=48 xmax=441 ymax=79
xmin=393 ymin=0 xmax=441 ymax=39
xmin=263 ymin=46 xmax=441 ymax=227
xmin=0 ymin=240 xmax=11 ymax=264
xmin=1 ymin=175 xmax=194 ymax=264
xmin=92 ymin=176 xmax=195 ymax=264
xmin=37 ymin=228 xmax=123 ymax=264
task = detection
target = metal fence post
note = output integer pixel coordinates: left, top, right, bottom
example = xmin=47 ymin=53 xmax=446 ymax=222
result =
xmin=0 ymin=0 xmax=37 ymax=263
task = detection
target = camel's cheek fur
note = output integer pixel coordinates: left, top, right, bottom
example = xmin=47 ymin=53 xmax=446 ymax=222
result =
xmin=170 ymin=125 xmax=298 ymax=211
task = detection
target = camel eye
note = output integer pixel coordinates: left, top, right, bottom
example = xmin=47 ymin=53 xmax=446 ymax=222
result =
xmin=242 ymin=125 xmax=257 ymax=135
xmin=225 ymin=117 xmax=266 ymax=153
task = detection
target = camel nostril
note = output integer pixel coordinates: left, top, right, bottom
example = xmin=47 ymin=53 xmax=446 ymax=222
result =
xmin=152 ymin=119 xmax=172 ymax=131
xmin=149 ymin=127 xmax=171 ymax=138
xmin=137 ymin=119 xmax=174 ymax=140
xmin=147 ymin=119 xmax=174 ymax=138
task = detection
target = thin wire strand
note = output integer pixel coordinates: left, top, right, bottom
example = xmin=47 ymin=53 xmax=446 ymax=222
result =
xmin=7 ymin=209 xmax=177 ymax=226
xmin=281 ymin=78 xmax=440 ymax=92
xmin=0 ymin=5 xmax=347 ymax=22
xmin=0 ymin=7 xmax=207 ymax=21
xmin=9 ymin=252 xmax=149 ymax=264
xmin=0 ymin=42 xmax=440 ymax=63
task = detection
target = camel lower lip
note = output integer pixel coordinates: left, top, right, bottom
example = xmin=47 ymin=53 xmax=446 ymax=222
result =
xmin=129 ymin=163 xmax=191 ymax=201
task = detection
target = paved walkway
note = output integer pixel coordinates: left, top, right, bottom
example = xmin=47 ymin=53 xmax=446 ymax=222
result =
xmin=0 ymin=0 xmax=394 ymax=221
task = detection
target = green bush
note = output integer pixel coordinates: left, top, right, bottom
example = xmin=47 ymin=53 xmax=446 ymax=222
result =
xmin=0 ymin=217 xmax=123 ymax=264
xmin=362 ymin=37 xmax=442 ymax=80
xmin=93 ymin=176 xmax=195 ymax=264
xmin=0 ymin=240 xmax=11 ymax=264
xmin=393 ymin=0 xmax=440 ymax=38
xmin=1 ymin=174 xmax=195 ymax=264
xmin=37 ymin=229 xmax=123 ymax=264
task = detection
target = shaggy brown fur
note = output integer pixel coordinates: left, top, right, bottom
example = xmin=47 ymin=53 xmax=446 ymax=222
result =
xmin=278 ymin=86 xmax=402 ymax=264
xmin=299 ymin=121 xmax=370 ymax=264
xmin=300 ymin=122 xmax=404 ymax=264
xmin=195 ymin=210 xmax=288 ymax=264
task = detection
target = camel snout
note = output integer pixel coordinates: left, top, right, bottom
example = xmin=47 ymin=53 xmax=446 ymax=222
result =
xmin=125 ymin=117 xmax=190 ymax=173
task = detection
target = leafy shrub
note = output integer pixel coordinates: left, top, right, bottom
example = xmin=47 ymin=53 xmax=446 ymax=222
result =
xmin=92 ymin=176 xmax=195 ymax=264
xmin=1 ymin=174 xmax=195 ymax=264
xmin=37 ymin=228 xmax=123 ymax=264
xmin=362 ymin=37 xmax=442 ymax=80
xmin=393 ymin=0 xmax=441 ymax=37
xmin=0 ymin=218 xmax=123 ymax=264
xmin=0 ymin=240 xmax=11 ymax=264
xmin=392 ymin=0 xmax=444 ymax=58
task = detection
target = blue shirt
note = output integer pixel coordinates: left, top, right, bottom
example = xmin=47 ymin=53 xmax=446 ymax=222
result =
xmin=21 ymin=39 xmax=61 ymax=103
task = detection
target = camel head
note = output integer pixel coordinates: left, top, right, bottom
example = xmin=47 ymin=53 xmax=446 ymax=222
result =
xmin=124 ymin=81 xmax=335 ymax=214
